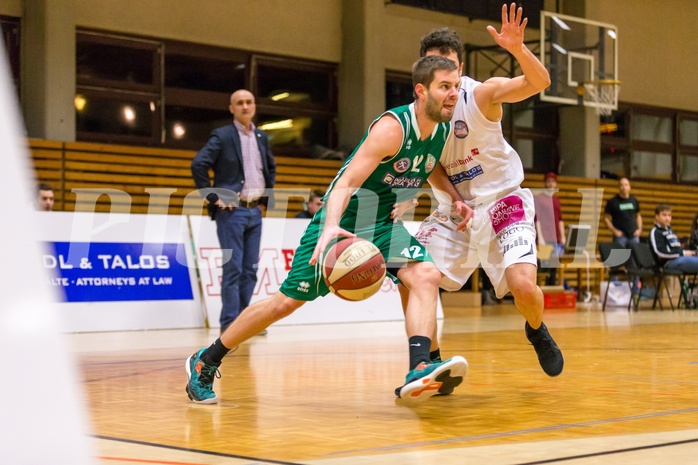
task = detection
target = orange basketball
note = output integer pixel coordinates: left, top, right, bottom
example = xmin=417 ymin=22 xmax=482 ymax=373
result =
xmin=322 ymin=238 xmax=387 ymax=301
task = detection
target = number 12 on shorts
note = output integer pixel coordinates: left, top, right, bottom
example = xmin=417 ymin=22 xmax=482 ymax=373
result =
xmin=400 ymin=245 xmax=424 ymax=259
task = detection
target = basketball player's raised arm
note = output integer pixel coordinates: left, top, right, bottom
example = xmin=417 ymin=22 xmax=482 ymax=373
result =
xmin=309 ymin=115 xmax=403 ymax=265
xmin=475 ymin=3 xmax=551 ymax=119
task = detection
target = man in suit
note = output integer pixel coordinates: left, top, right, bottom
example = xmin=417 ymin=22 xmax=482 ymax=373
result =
xmin=192 ymin=89 xmax=277 ymax=332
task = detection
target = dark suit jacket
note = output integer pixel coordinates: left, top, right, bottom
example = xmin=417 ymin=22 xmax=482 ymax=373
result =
xmin=191 ymin=123 xmax=277 ymax=209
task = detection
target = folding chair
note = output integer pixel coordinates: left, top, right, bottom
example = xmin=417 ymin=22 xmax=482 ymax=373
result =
xmin=629 ymin=242 xmax=685 ymax=311
xmin=626 ymin=242 xmax=660 ymax=311
xmin=598 ymin=242 xmax=632 ymax=312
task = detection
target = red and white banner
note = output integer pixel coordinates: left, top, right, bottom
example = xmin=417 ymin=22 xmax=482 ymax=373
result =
xmin=188 ymin=216 xmax=443 ymax=327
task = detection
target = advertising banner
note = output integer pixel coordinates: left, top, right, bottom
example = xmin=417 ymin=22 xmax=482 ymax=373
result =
xmin=39 ymin=212 xmax=204 ymax=332
xmin=46 ymin=241 xmax=194 ymax=302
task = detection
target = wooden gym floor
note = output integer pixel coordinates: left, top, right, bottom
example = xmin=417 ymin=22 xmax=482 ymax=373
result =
xmin=72 ymin=303 xmax=698 ymax=465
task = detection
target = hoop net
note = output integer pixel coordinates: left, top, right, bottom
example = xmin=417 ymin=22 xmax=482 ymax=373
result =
xmin=581 ymin=80 xmax=621 ymax=116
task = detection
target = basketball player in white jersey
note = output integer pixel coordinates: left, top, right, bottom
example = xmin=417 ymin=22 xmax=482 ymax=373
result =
xmin=413 ymin=3 xmax=564 ymax=376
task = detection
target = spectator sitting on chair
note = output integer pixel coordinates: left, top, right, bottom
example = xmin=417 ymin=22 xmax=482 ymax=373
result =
xmin=295 ymin=189 xmax=325 ymax=219
xmin=604 ymin=177 xmax=642 ymax=247
xmin=649 ymin=204 xmax=698 ymax=274
xmin=35 ymin=183 xmax=55 ymax=211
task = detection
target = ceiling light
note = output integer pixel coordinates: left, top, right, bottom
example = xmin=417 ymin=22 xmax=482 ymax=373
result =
xmin=258 ymin=119 xmax=293 ymax=131
xmin=552 ymin=43 xmax=568 ymax=55
xmin=551 ymin=16 xmax=571 ymax=31
xmin=173 ymin=123 xmax=186 ymax=139
xmin=123 ymin=106 xmax=136 ymax=123
xmin=74 ymin=95 xmax=86 ymax=111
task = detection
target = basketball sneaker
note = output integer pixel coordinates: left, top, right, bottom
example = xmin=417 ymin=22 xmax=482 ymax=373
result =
xmin=185 ymin=348 xmax=221 ymax=404
xmin=525 ymin=322 xmax=564 ymax=377
xmin=395 ymin=356 xmax=468 ymax=404
xmin=429 ymin=354 xmax=456 ymax=396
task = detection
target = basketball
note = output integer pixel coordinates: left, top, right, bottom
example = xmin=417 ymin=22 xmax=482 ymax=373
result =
xmin=322 ymin=238 xmax=387 ymax=301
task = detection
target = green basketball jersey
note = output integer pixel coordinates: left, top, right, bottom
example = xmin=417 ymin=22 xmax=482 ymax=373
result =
xmin=324 ymin=103 xmax=451 ymax=230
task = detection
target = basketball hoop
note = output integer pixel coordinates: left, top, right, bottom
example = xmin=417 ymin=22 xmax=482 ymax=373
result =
xmin=578 ymin=79 xmax=621 ymax=116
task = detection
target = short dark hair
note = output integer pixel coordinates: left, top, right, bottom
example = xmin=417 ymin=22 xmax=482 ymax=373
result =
xmin=412 ymin=55 xmax=458 ymax=99
xmin=419 ymin=27 xmax=463 ymax=63
xmin=37 ymin=182 xmax=53 ymax=193
xmin=655 ymin=203 xmax=672 ymax=215
xmin=309 ymin=189 xmax=325 ymax=201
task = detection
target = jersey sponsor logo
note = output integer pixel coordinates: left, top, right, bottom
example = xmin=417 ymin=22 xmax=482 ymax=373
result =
xmin=449 ymin=165 xmax=483 ymax=185
xmin=446 ymin=149 xmax=478 ymax=170
xmin=381 ymin=173 xmax=423 ymax=188
xmin=406 ymin=139 xmax=413 ymax=150
xmin=394 ymin=157 xmax=411 ymax=173
xmin=502 ymin=236 xmax=530 ymax=255
xmin=414 ymin=226 xmax=438 ymax=245
xmin=497 ymin=225 xmax=526 ymax=243
xmin=446 ymin=158 xmax=468 ymax=170
xmin=489 ymin=195 xmax=525 ymax=234
xmin=454 ymin=120 xmax=469 ymax=139
xmin=425 ymin=154 xmax=437 ymax=173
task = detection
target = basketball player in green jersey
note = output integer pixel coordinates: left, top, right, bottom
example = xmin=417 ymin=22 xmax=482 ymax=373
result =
xmin=185 ymin=55 xmax=473 ymax=405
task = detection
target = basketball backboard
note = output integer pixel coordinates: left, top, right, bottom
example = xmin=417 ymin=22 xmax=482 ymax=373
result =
xmin=539 ymin=11 xmax=619 ymax=112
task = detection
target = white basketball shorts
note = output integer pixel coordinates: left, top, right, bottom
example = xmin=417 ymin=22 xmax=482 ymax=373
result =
xmin=414 ymin=187 xmax=537 ymax=298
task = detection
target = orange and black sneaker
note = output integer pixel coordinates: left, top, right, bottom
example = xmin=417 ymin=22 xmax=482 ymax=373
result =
xmin=395 ymin=356 xmax=468 ymax=405
xmin=185 ymin=348 xmax=221 ymax=404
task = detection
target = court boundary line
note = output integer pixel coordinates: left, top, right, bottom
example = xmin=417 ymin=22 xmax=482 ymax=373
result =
xmin=515 ymin=436 xmax=698 ymax=464
xmin=330 ymin=407 xmax=698 ymax=455
xmin=93 ymin=435 xmax=307 ymax=465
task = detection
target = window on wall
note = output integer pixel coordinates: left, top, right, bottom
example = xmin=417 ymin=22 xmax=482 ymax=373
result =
xmin=76 ymin=32 xmax=162 ymax=145
xmin=600 ymin=110 xmax=630 ymax=178
xmin=510 ymin=99 xmax=559 ymax=173
xmin=629 ymin=111 xmax=673 ymax=180
xmin=163 ymin=41 xmax=248 ymax=149
xmin=74 ymin=30 xmax=338 ymax=156
xmin=386 ymin=71 xmax=413 ymax=109
xmin=600 ymin=105 xmax=698 ymax=184
xmin=252 ymin=56 xmax=336 ymax=156
xmin=1 ymin=16 xmax=20 ymax=99
xmin=679 ymin=116 xmax=698 ymax=182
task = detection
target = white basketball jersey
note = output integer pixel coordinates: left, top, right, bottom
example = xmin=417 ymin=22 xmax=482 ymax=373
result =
xmin=439 ymin=76 xmax=524 ymax=205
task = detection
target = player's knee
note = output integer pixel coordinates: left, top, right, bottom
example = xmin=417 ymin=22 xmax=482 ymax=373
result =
xmin=397 ymin=262 xmax=442 ymax=290
xmin=270 ymin=292 xmax=304 ymax=319
xmin=509 ymin=278 xmax=537 ymax=300
xmin=415 ymin=263 xmax=442 ymax=287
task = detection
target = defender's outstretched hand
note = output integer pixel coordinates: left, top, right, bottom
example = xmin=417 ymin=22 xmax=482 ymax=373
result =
xmin=391 ymin=198 xmax=419 ymax=223
xmin=486 ymin=3 xmax=527 ymax=52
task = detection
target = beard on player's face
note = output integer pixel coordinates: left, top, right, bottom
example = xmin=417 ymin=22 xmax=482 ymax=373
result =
xmin=425 ymin=91 xmax=453 ymax=123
